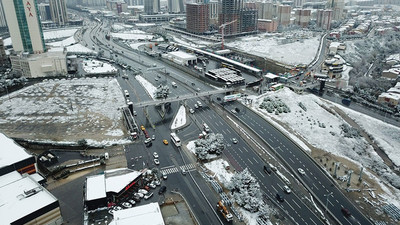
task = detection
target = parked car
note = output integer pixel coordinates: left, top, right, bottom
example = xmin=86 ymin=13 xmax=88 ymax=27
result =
xmin=298 ymin=168 xmax=306 ymax=175
xmin=138 ymin=189 xmax=148 ymax=195
xmin=134 ymin=192 xmax=144 ymax=198
xmin=158 ymin=186 xmax=167 ymax=194
xmin=283 ymin=185 xmax=291 ymax=194
xmin=144 ymin=192 xmax=153 ymax=200
xmin=149 ymin=182 xmax=156 ymax=189
xmin=154 ymin=180 xmax=161 ymax=186
xmin=154 ymin=158 xmax=160 ymax=165
xmin=194 ymin=104 xmax=199 ymax=109
xmin=121 ymin=202 xmax=132 ymax=208
xmin=162 ymin=172 xmax=168 ymax=180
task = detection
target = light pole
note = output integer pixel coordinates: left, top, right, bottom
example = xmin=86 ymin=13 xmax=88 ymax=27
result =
xmin=324 ymin=192 xmax=333 ymax=213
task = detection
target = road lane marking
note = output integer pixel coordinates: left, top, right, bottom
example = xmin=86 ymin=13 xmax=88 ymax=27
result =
xmin=258 ymin=171 xmax=265 ymax=178
xmin=248 ymin=158 xmax=254 ymax=165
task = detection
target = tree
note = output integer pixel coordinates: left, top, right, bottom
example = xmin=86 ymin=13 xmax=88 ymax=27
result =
xmin=194 ymin=133 xmax=225 ymax=160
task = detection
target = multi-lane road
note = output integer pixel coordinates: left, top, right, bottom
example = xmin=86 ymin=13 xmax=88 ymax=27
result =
xmin=79 ymin=17 xmax=373 ymax=225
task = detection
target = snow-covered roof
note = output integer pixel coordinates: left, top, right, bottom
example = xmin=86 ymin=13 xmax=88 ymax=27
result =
xmin=168 ymin=51 xmax=197 ymax=61
xmin=110 ymin=202 xmax=164 ymax=225
xmin=378 ymin=92 xmax=400 ymax=101
xmin=105 ymin=168 xmax=142 ymax=193
xmin=0 ymin=171 xmax=58 ymax=224
xmin=0 ymin=133 xmax=32 ymax=168
xmin=264 ymin=73 xmax=279 ymax=79
xmin=86 ymin=174 xmax=106 ymax=201
xmin=177 ymin=43 xmax=262 ymax=74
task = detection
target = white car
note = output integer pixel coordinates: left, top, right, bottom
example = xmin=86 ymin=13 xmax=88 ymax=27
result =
xmin=128 ymin=199 xmax=136 ymax=206
xmin=153 ymin=152 xmax=159 ymax=158
xmin=138 ymin=189 xmax=148 ymax=195
xmin=194 ymin=104 xmax=199 ymax=109
xmin=298 ymin=168 xmax=306 ymax=175
xmin=232 ymin=138 xmax=238 ymax=144
xmin=189 ymin=108 xmax=195 ymax=114
xmin=162 ymin=172 xmax=167 ymax=180
xmin=154 ymin=158 xmax=160 ymax=165
xmin=122 ymin=202 xmax=132 ymax=208
xmin=152 ymin=135 xmax=156 ymax=140
xmin=135 ymin=192 xmax=144 ymax=198
xmin=154 ymin=180 xmax=161 ymax=186
xmin=149 ymin=182 xmax=156 ymax=189
xmin=144 ymin=192 xmax=153 ymax=200
xmin=283 ymin=185 xmax=291 ymax=194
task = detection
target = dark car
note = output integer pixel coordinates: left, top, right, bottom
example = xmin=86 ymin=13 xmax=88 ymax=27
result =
xmin=276 ymin=193 xmax=284 ymax=202
xmin=158 ymin=186 xmax=166 ymax=195
xmin=341 ymin=208 xmax=351 ymax=217
xmin=263 ymin=165 xmax=272 ymax=174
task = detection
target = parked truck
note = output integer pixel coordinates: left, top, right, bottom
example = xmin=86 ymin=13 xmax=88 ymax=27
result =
xmin=217 ymin=201 xmax=233 ymax=222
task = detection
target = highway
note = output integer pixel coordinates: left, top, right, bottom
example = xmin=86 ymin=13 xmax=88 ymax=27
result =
xmin=80 ymin=16 xmax=371 ymax=225
xmin=223 ymin=101 xmax=372 ymax=225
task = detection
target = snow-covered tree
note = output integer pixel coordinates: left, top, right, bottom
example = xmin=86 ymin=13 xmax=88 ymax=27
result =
xmin=154 ymin=84 xmax=170 ymax=99
xmin=227 ymin=169 xmax=270 ymax=214
xmin=194 ymin=133 xmax=225 ymax=160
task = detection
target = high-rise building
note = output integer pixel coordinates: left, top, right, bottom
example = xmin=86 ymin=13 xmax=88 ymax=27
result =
xmin=186 ymin=3 xmax=209 ymax=34
xmin=49 ymin=0 xmax=68 ymax=26
xmin=38 ymin=3 xmax=51 ymax=21
xmin=317 ymin=9 xmax=332 ymax=30
xmin=2 ymin=0 xmax=46 ymax=53
xmin=0 ymin=37 xmax=8 ymax=65
xmin=144 ymin=0 xmax=160 ymax=14
xmin=219 ymin=0 xmax=242 ymax=35
xmin=277 ymin=4 xmax=291 ymax=26
xmin=208 ymin=0 xmax=218 ymax=26
xmin=327 ymin=0 xmax=344 ymax=21
xmin=294 ymin=8 xmax=310 ymax=27
xmin=0 ymin=0 xmax=7 ymax=28
xmin=168 ymin=0 xmax=184 ymax=13
xmin=294 ymin=0 xmax=303 ymax=8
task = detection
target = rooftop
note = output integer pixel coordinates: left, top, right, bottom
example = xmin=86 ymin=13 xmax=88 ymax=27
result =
xmin=109 ymin=202 xmax=164 ymax=225
xmin=0 ymin=133 xmax=32 ymax=168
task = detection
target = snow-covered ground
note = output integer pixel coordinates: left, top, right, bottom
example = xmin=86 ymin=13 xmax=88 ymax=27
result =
xmin=82 ymin=59 xmax=117 ymax=74
xmin=171 ymin=105 xmax=186 ymax=130
xmin=135 ymin=75 xmax=157 ymax=99
xmin=111 ymin=23 xmax=134 ymax=31
xmin=111 ymin=32 xmax=153 ymax=41
xmin=66 ymin=44 xmax=96 ymax=55
xmin=48 ymin=36 xmax=76 ymax=47
xmin=203 ymin=158 xmax=234 ymax=185
xmin=0 ymin=78 xmax=128 ymax=146
xmin=249 ymin=88 xmax=400 ymax=207
xmin=227 ymin=31 xmax=321 ymax=66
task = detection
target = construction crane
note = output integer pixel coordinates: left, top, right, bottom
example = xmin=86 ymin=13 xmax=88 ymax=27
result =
xmin=219 ymin=19 xmax=237 ymax=50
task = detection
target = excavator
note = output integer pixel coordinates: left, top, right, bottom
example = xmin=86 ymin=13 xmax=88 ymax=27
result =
xmin=217 ymin=200 xmax=233 ymax=222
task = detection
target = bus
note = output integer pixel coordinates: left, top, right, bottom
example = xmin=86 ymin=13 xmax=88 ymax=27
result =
xmin=170 ymin=133 xmax=181 ymax=147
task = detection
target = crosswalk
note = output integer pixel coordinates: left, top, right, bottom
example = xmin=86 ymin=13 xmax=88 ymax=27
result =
xmin=160 ymin=163 xmax=197 ymax=175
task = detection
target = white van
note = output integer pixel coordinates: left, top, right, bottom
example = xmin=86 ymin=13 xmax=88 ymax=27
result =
xmin=171 ymin=82 xmax=177 ymax=88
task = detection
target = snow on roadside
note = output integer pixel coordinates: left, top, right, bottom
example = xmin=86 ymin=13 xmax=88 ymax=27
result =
xmin=82 ymin=59 xmax=117 ymax=74
xmin=336 ymin=104 xmax=400 ymax=167
xmin=135 ymin=75 xmax=157 ymax=99
xmin=44 ymin=28 xmax=78 ymax=40
xmin=66 ymin=43 xmax=96 ymax=54
xmin=48 ymin=36 xmax=76 ymax=47
xmin=203 ymin=159 xmax=234 ymax=184
xmin=171 ymin=105 xmax=186 ymax=130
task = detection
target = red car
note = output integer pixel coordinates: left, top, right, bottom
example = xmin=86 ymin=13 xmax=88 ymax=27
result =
xmin=341 ymin=208 xmax=351 ymax=217
xmin=143 ymin=130 xmax=149 ymax=139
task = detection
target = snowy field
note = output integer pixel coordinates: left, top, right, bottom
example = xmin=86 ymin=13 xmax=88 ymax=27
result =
xmin=227 ymin=31 xmax=321 ymax=66
xmin=111 ymin=32 xmax=153 ymax=41
xmin=249 ymin=88 xmax=400 ymax=206
xmin=66 ymin=44 xmax=96 ymax=55
xmin=0 ymin=78 xmax=128 ymax=146
xmin=82 ymin=59 xmax=117 ymax=74
xmin=135 ymin=75 xmax=157 ymax=99
xmin=48 ymin=36 xmax=76 ymax=47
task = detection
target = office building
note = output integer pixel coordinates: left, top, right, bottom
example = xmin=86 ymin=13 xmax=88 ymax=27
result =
xmin=0 ymin=0 xmax=7 ymax=28
xmin=168 ymin=0 xmax=184 ymax=13
xmin=327 ymin=0 xmax=344 ymax=21
xmin=294 ymin=0 xmax=303 ymax=7
xmin=186 ymin=3 xmax=209 ymax=34
xmin=144 ymin=0 xmax=160 ymax=14
xmin=49 ymin=0 xmax=68 ymax=26
xmin=38 ymin=3 xmax=52 ymax=21
xmin=317 ymin=9 xmax=332 ymax=30
xmin=2 ymin=0 xmax=46 ymax=53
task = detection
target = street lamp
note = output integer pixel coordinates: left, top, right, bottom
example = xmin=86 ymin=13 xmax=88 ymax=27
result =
xmin=324 ymin=192 xmax=333 ymax=213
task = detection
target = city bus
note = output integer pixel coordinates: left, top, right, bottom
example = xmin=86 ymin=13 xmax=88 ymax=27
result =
xmin=170 ymin=133 xmax=181 ymax=147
